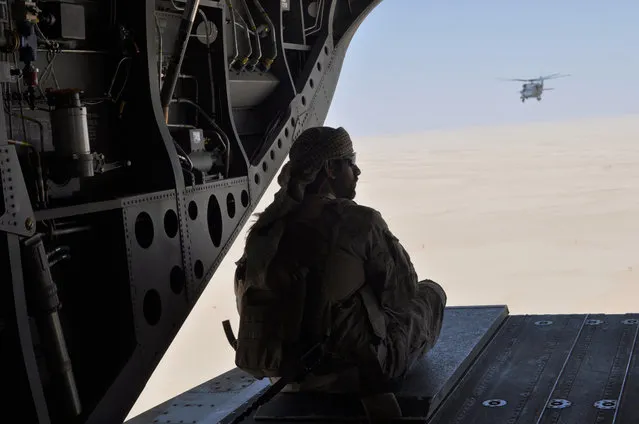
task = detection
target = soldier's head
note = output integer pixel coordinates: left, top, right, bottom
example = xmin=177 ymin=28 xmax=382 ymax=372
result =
xmin=285 ymin=126 xmax=361 ymax=200
xmin=247 ymin=126 xmax=360 ymax=244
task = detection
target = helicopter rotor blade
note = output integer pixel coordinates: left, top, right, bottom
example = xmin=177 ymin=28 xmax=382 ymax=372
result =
xmin=498 ymin=77 xmax=533 ymax=82
xmin=539 ymin=73 xmax=570 ymax=81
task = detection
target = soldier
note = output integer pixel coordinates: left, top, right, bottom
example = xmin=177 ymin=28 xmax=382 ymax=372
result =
xmin=232 ymin=126 xmax=446 ymax=418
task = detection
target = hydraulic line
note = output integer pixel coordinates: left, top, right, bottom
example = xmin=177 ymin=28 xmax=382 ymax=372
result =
xmin=196 ymin=9 xmax=216 ymax=116
xmin=252 ymin=0 xmax=276 ymax=72
xmin=232 ymin=10 xmax=252 ymax=70
xmin=240 ymin=0 xmax=261 ymax=71
xmin=22 ymin=234 xmax=82 ymax=418
xmin=160 ymin=0 xmax=201 ymax=122
xmin=305 ymin=0 xmax=325 ymax=35
xmin=154 ymin=14 xmax=163 ymax=87
xmin=171 ymin=98 xmax=231 ymax=178
xmin=226 ymin=1 xmax=239 ymax=69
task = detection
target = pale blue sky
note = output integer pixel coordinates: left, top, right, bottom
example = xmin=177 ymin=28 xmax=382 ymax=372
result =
xmin=325 ymin=0 xmax=639 ymax=137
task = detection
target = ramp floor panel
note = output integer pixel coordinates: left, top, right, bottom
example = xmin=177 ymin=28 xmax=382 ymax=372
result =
xmin=128 ymin=310 xmax=639 ymax=424
xmin=245 ymin=306 xmax=508 ymax=422
xmin=429 ymin=313 xmax=639 ymax=424
xmin=397 ymin=305 xmax=509 ymax=409
xmin=615 ymin=319 xmax=639 ymax=424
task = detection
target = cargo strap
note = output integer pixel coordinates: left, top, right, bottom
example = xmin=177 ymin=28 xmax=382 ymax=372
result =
xmin=359 ymin=285 xmax=387 ymax=341
xmin=228 ymin=342 xmax=325 ymax=424
xmin=222 ymin=319 xmax=237 ymax=351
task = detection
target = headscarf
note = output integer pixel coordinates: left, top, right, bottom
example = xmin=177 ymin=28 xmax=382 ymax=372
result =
xmin=237 ymin=126 xmax=355 ymax=296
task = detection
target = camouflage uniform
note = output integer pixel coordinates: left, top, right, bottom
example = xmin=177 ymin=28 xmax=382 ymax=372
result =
xmin=233 ymin=126 xmax=446 ymax=394
xmin=235 ymin=193 xmax=446 ymax=392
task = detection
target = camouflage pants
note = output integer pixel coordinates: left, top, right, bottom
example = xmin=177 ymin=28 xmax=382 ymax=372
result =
xmin=380 ymin=279 xmax=447 ymax=381
xmin=282 ymin=279 xmax=447 ymax=393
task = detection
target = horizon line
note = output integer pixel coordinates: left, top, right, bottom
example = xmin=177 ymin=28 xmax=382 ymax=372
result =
xmin=343 ymin=112 xmax=639 ymax=141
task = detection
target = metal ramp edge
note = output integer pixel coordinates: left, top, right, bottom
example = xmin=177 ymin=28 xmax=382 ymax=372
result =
xmin=126 ymin=305 xmax=510 ymax=423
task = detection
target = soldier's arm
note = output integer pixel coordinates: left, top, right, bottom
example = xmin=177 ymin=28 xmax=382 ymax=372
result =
xmin=362 ymin=209 xmax=422 ymax=309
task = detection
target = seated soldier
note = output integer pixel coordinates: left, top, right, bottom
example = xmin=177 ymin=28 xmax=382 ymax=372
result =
xmin=232 ymin=126 xmax=446 ymax=408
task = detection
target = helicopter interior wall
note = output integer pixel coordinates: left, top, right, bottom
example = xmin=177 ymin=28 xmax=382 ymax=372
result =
xmin=0 ymin=1 xmax=386 ymax=423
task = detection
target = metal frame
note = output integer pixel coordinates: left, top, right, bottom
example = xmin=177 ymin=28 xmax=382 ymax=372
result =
xmin=0 ymin=1 xmax=383 ymax=423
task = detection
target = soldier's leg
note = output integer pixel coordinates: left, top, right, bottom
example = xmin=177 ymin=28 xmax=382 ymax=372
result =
xmin=391 ymin=279 xmax=447 ymax=378
xmin=420 ymin=279 xmax=446 ymax=345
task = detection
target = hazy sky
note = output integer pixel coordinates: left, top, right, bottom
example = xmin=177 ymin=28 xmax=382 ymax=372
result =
xmin=325 ymin=0 xmax=639 ymax=136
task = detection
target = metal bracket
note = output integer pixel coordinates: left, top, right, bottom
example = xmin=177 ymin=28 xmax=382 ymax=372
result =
xmin=594 ymin=399 xmax=617 ymax=410
xmin=482 ymin=399 xmax=507 ymax=407
xmin=0 ymin=145 xmax=35 ymax=237
xmin=547 ymin=399 xmax=571 ymax=409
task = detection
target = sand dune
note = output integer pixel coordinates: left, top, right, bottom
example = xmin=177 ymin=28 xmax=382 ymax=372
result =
xmin=127 ymin=114 xmax=639 ymax=419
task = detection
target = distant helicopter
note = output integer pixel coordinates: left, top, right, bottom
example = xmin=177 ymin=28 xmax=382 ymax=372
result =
xmin=503 ymin=73 xmax=570 ymax=102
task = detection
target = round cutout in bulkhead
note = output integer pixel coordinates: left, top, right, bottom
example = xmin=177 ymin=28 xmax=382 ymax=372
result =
xmin=164 ymin=209 xmax=178 ymax=238
xmin=135 ymin=212 xmax=154 ymax=249
xmin=194 ymin=260 xmax=204 ymax=279
xmin=207 ymin=194 xmax=223 ymax=247
xmin=241 ymin=190 xmax=249 ymax=207
xmin=188 ymin=200 xmax=198 ymax=220
xmin=170 ymin=266 xmax=185 ymax=294
xmin=226 ymin=192 xmax=236 ymax=218
xmin=143 ymin=289 xmax=162 ymax=326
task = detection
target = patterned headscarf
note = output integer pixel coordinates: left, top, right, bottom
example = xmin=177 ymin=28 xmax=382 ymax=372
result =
xmin=237 ymin=126 xmax=355 ymax=296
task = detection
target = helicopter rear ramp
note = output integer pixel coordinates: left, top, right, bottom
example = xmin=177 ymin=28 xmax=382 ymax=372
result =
xmin=128 ymin=306 xmax=639 ymax=423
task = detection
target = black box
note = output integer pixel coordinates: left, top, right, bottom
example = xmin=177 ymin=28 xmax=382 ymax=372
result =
xmin=171 ymin=128 xmax=205 ymax=154
xmin=40 ymin=2 xmax=86 ymax=40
